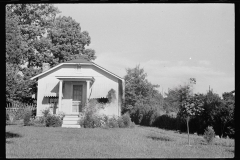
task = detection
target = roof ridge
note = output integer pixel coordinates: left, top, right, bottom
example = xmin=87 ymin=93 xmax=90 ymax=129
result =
xmin=63 ymin=58 xmax=92 ymax=63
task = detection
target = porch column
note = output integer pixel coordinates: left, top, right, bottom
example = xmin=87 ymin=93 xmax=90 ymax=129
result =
xmin=86 ymin=80 xmax=90 ymax=104
xmin=58 ymin=80 xmax=63 ymax=111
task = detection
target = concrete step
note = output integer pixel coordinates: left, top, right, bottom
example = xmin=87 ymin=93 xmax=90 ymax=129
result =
xmin=62 ymin=120 xmax=79 ymax=125
xmin=61 ymin=114 xmax=83 ymax=128
xmin=65 ymin=113 xmax=79 ymax=116
xmin=64 ymin=115 xmax=79 ymax=118
xmin=62 ymin=124 xmax=81 ymax=128
xmin=63 ymin=117 xmax=80 ymax=121
xmin=62 ymin=114 xmax=81 ymax=127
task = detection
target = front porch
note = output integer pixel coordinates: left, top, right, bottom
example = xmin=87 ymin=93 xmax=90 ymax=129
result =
xmin=56 ymin=76 xmax=94 ymax=128
xmin=56 ymin=76 xmax=95 ymax=115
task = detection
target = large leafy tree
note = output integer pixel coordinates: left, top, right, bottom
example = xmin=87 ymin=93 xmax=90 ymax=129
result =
xmin=164 ymin=85 xmax=191 ymax=113
xmin=6 ymin=63 xmax=21 ymax=103
xmin=6 ymin=4 xmax=60 ymax=104
xmin=6 ymin=4 xmax=96 ymax=68
xmin=6 ymin=62 xmax=41 ymax=103
xmin=6 ymin=4 xmax=60 ymax=68
xmin=6 ymin=6 xmax=26 ymax=65
xmin=213 ymin=91 xmax=235 ymax=138
xmin=123 ymin=65 xmax=162 ymax=125
xmin=49 ymin=16 xmax=96 ymax=65
xmin=199 ymin=90 xmax=223 ymax=134
xmin=6 ymin=4 xmax=96 ymax=103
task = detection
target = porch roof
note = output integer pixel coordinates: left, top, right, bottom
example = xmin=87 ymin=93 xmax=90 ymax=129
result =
xmin=56 ymin=76 xmax=95 ymax=82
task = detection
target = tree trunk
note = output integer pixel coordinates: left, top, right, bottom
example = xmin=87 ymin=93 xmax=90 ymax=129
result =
xmin=187 ymin=116 xmax=190 ymax=146
xmin=221 ymin=121 xmax=226 ymax=138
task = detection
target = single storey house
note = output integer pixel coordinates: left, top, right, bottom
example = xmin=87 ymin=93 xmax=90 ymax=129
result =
xmin=30 ymin=58 xmax=125 ymax=128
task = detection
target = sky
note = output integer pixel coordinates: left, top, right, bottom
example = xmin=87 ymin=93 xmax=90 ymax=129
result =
xmin=54 ymin=3 xmax=234 ymax=97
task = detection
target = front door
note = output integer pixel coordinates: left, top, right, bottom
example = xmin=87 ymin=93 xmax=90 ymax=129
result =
xmin=72 ymin=85 xmax=82 ymax=113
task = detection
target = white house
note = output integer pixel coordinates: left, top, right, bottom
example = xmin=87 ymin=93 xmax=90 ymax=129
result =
xmin=30 ymin=58 xmax=125 ymax=128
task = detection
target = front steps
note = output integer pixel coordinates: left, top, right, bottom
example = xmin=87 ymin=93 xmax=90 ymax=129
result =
xmin=62 ymin=114 xmax=81 ymax=128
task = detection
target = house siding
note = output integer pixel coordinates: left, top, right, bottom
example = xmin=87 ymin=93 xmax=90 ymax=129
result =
xmin=36 ymin=76 xmax=60 ymax=116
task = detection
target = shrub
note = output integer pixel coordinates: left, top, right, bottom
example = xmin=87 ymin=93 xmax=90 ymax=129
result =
xmin=117 ymin=117 xmax=125 ymax=128
xmin=102 ymin=115 xmax=109 ymax=124
xmin=85 ymin=117 xmax=96 ymax=128
xmin=108 ymin=117 xmax=119 ymax=128
xmin=96 ymin=114 xmax=109 ymax=128
xmin=92 ymin=115 xmax=102 ymax=128
xmin=33 ymin=117 xmax=46 ymax=127
xmin=122 ymin=113 xmax=132 ymax=127
xmin=102 ymin=125 xmax=109 ymax=129
xmin=78 ymin=116 xmax=84 ymax=126
xmin=42 ymin=108 xmax=51 ymax=118
xmin=45 ymin=115 xmax=62 ymax=127
xmin=130 ymin=121 xmax=135 ymax=128
xmin=57 ymin=111 xmax=65 ymax=120
xmin=81 ymin=112 xmax=94 ymax=128
xmin=81 ymin=112 xmax=102 ymax=128
xmin=147 ymin=134 xmax=174 ymax=141
xmin=6 ymin=112 xmax=9 ymax=121
xmin=7 ymin=111 xmax=16 ymax=123
xmin=107 ymin=89 xmax=116 ymax=103
xmin=14 ymin=109 xmax=26 ymax=120
xmin=82 ymin=99 xmax=104 ymax=115
xmin=36 ymin=116 xmax=45 ymax=123
xmin=204 ymin=126 xmax=215 ymax=144
xmin=23 ymin=108 xmax=32 ymax=126
xmin=80 ymin=99 xmax=107 ymax=128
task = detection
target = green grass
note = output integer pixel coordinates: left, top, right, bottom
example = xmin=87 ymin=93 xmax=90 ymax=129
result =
xmin=6 ymin=122 xmax=234 ymax=158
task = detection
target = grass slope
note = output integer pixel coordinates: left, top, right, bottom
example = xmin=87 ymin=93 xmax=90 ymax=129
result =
xmin=6 ymin=124 xmax=234 ymax=158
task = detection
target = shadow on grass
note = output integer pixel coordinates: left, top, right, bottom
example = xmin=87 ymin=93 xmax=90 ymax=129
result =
xmin=6 ymin=120 xmax=24 ymax=126
xmin=225 ymin=147 xmax=234 ymax=153
xmin=147 ymin=135 xmax=174 ymax=142
xmin=6 ymin=140 xmax=13 ymax=144
xmin=6 ymin=131 xmax=22 ymax=139
xmin=6 ymin=132 xmax=22 ymax=144
xmin=6 ymin=121 xmax=18 ymax=125
xmin=214 ymin=141 xmax=234 ymax=148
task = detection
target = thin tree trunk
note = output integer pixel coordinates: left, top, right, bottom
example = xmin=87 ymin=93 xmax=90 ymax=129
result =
xmin=187 ymin=116 xmax=190 ymax=146
xmin=221 ymin=121 xmax=226 ymax=138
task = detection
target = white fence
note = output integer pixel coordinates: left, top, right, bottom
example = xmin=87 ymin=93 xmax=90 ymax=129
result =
xmin=6 ymin=102 xmax=37 ymax=112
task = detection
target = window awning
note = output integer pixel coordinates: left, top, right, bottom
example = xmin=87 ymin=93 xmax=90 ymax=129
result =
xmin=44 ymin=82 xmax=60 ymax=98
xmin=44 ymin=93 xmax=58 ymax=97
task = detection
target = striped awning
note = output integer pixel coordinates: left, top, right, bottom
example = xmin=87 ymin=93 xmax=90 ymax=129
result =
xmin=44 ymin=82 xmax=59 ymax=98
xmin=44 ymin=93 xmax=58 ymax=97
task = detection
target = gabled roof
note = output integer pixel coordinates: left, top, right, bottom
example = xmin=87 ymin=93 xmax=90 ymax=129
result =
xmin=30 ymin=58 xmax=124 ymax=81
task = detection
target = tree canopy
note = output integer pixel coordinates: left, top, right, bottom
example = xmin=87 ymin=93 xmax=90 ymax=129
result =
xmin=123 ymin=65 xmax=163 ymax=125
xmin=163 ymin=85 xmax=191 ymax=113
xmin=6 ymin=4 xmax=96 ymax=103
xmin=49 ymin=16 xmax=96 ymax=65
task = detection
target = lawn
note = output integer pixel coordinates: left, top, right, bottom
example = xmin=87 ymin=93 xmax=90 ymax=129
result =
xmin=6 ymin=122 xmax=234 ymax=158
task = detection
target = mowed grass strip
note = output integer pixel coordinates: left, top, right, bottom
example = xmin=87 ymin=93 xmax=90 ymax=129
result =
xmin=6 ymin=124 xmax=234 ymax=158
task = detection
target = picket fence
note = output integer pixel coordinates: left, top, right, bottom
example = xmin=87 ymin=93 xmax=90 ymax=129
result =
xmin=6 ymin=102 xmax=37 ymax=112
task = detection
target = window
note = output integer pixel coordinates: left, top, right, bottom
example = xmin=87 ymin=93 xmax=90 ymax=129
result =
xmin=73 ymin=85 xmax=82 ymax=101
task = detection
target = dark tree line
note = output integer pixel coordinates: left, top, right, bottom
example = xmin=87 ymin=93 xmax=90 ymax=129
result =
xmin=122 ymin=65 xmax=235 ymax=138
